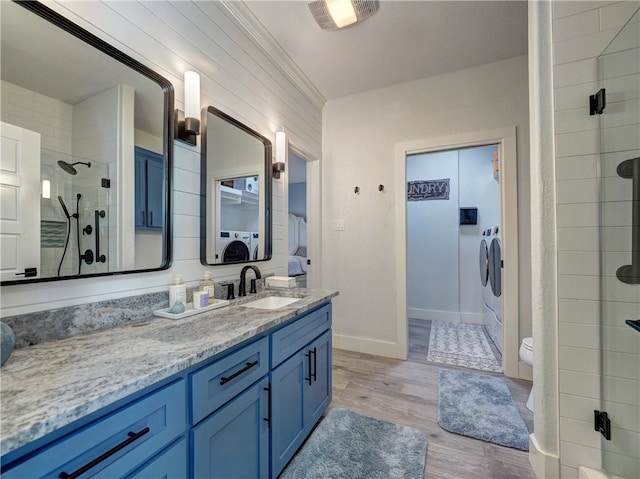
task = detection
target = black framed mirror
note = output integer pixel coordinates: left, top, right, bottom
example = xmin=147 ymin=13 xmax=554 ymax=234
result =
xmin=1 ymin=1 xmax=174 ymax=285
xmin=200 ymin=106 xmax=272 ymax=265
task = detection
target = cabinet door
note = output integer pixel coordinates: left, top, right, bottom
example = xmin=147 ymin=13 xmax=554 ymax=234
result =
xmin=270 ymin=350 xmax=305 ymax=478
xmin=134 ymin=156 xmax=145 ymax=227
xmin=305 ymin=330 xmax=332 ymax=428
xmin=145 ymin=158 xmax=164 ymax=229
xmin=192 ymin=377 xmax=269 ymax=479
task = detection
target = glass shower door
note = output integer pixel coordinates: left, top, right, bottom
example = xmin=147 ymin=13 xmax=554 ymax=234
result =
xmin=596 ymin=8 xmax=640 ymax=478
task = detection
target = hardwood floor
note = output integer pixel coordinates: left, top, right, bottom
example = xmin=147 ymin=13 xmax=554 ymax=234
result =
xmin=329 ymin=320 xmax=535 ymax=479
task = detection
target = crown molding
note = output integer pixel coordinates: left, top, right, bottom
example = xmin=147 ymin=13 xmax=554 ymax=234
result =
xmin=221 ymin=1 xmax=326 ymax=111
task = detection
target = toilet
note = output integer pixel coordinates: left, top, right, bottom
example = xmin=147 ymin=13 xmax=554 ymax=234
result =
xmin=519 ymin=337 xmax=534 ymax=412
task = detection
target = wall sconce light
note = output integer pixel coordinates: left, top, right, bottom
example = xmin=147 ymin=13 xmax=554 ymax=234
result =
xmin=273 ymin=130 xmax=287 ymax=179
xmin=41 ymin=179 xmax=51 ymax=199
xmin=175 ymin=70 xmax=200 ymax=146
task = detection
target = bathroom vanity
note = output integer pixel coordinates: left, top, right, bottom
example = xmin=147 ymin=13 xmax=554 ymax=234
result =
xmin=0 ymin=289 xmax=337 ymax=479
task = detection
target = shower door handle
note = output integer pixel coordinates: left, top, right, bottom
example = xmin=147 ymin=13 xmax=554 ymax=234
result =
xmin=94 ymin=210 xmax=107 ymax=263
xmin=616 ymin=157 xmax=640 ymax=284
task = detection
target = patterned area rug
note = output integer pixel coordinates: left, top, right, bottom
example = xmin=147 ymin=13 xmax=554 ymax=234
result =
xmin=438 ymin=369 xmax=529 ymax=450
xmin=280 ymin=408 xmax=427 ymax=479
xmin=427 ymin=321 xmax=502 ymax=372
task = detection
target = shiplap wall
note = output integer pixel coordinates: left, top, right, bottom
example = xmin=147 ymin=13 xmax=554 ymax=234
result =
xmin=0 ymin=1 xmax=323 ymax=317
xmin=552 ymin=1 xmax=640 ymax=476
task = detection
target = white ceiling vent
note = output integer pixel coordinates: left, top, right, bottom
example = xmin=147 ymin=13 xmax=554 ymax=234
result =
xmin=308 ymin=0 xmax=379 ymax=30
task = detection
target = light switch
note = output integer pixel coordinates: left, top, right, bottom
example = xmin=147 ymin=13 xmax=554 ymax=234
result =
xmin=335 ymin=219 xmax=345 ymax=231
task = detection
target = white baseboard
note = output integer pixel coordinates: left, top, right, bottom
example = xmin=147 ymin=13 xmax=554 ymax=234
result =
xmin=407 ymin=308 xmax=485 ymax=325
xmin=332 ymin=333 xmax=405 ymax=359
xmin=578 ymin=466 xmax=609 ymax=479
xmin=408 ymin=308 xmax=459 ymax=322
xmin=529 ymin=433 xmax=560 ymax=479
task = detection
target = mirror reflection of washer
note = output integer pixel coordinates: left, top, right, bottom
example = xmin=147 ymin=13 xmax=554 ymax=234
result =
xmin=217 ymin=231 xmax=251 ymax=263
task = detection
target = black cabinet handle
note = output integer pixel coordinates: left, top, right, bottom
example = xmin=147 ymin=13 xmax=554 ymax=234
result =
xmin=58 ymin=427 xmax=150 ymax=479
xmin=311 ymin=347 xmax=317 ymax=382
xmin=305 ymin=351 xmax=312 ymax=385
xmin=263 ymin=384 xmax=271 ymax=428
xmin=220 ymin=361 xmax=259 ymax=385
xmin=141 ymin=210 xmax=146 ymax=225
xmin=149 ymin=211 xmax=153 ymax=226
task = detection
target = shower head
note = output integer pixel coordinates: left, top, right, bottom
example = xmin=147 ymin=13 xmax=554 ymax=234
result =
xmin=57 ymin=160 xmax=91 ymax=175
xmin=58 ymin=196 xmax=70 ymax=219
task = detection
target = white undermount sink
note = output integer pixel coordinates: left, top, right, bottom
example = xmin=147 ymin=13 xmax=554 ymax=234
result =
xmin=243 ymin=296 xmax=301 ymax=310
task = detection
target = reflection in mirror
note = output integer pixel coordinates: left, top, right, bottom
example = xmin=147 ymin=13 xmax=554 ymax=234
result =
xmin=201 ymin=107 xmax=272 ymax=265
xmin=0 ymin=1 xmax=173 ymax=285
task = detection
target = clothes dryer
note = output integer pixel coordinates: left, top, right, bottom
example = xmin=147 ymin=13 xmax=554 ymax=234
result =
xmin=216 ymin=231 xmax=251 ymax=263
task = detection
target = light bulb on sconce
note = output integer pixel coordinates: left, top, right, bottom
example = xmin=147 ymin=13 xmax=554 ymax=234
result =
xmin=175 ymin=70 xmax=201 ymax=146
xmin=273 ymin=130 xmax=287 ymax=179
xmin=41 ymin=179 xmax=51 ymax=199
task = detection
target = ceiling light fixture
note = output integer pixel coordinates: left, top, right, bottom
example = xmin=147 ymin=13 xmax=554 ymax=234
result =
xmin=308 ymin=0 xmax=378 ymax=30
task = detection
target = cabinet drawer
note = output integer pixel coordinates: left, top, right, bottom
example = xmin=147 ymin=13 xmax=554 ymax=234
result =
xmin=191 ymin=336 xmax=269 ymax=425
xmin=271 ymin=304 xmax=331 ymax=368
xmin=125 ymin=438 xmax=186 ymax=479
xmin=3 ymin=380 xmax=185 ymax=479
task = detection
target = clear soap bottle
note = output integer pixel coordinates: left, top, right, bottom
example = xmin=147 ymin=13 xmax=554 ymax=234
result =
xmin=169 ymin=274 xmax=187 ymax=309
xmin=199 ymin=271 xmax=215 ymax=304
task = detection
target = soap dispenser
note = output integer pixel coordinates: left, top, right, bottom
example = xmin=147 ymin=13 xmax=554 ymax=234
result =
xmin=169 ymin=274 xmax=187 ymax=309
xmin=199 ymin=271 xmax=215 ymax=305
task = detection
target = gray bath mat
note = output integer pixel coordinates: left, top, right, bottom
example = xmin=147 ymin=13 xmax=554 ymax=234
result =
xmin=427 ymin=321 xmax=502 ymax=372
xmin=280 ymin=407 xmax=427 ymax=479
xmin=438 ymin=369 xmax=529 ymax=450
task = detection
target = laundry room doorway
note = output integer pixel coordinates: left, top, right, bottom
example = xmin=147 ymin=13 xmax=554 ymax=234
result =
xmin=395 ymin=127 xmax=520 ymax=378
xmin=286 ymin=146 xmax=320 ymax=289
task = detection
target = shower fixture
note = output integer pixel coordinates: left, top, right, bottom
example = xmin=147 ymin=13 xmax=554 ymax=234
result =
xmin=57 ymin=160 xmax=91 ymax=175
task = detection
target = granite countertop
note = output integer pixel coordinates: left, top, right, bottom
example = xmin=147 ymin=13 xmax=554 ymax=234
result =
xmin=0 ymin=288 xmax=338 ymax=457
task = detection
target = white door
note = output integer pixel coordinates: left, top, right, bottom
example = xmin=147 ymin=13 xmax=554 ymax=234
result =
xmin=0 ymin=122 xmax=41 ymax=282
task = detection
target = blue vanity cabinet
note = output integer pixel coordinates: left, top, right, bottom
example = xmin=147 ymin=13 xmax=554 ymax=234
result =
xmin=134 ymin=146 xmax=164 ymax=229
xmin=270 ymin=305 xmax=332 ymax=478
xmin=1 ymin=380 xmax=186 ymax=479
xmin=191 ymin=377 xmax=270 ymax=479
xmin=190 ymin=337 xmax=270 ymax=478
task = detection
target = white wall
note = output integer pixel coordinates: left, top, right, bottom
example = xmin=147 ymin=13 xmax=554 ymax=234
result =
xmin=0 ymin=1 xmax=322 ymax=317
xmin=322 ymin=55 xmax=530 ymax=359
xmin=407 ymin=150 xmax=460 ymax=319
xmin=530 ymin=1 xmax=640 ymax=477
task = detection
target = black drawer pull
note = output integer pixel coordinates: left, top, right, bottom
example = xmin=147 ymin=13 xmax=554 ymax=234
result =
xmin=58 ymin=426 xmax=150 ymax=479
xmin=220 ymin=361 xmax=259 ymax=385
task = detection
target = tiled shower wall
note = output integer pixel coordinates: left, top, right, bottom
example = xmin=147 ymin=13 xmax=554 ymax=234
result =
xmin=552 ymin=1 xmax=639 ymax=477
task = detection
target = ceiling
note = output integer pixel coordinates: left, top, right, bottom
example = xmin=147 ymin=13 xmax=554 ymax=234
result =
xmin=243 ymin=1 xmax=529 ymax=100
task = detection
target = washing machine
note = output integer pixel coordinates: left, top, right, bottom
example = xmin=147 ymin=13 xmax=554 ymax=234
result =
xmin=216 ymin=231 xmax=251 ymax=263
xmin=487 ymin=225 xmax=503 ymax=354
xmin=479 ymin=229 xmax=491 ymax=320
xmin=250 ymin=232 xmax=259 ymax=261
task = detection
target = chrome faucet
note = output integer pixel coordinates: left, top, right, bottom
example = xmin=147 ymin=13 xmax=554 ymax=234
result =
xmin=239 ymin=265 xmax=261 ymax=297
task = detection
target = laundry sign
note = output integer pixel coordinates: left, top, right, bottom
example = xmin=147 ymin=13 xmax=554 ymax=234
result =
xmin=407 ymin=179 xmax=450 ymax=201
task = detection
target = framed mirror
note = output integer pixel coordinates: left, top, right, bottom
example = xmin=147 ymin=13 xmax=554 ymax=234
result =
xmin=1 ymin=1 xmax=173 ymax=285
xmin=201 ymin=106 xmax=272 ymax=265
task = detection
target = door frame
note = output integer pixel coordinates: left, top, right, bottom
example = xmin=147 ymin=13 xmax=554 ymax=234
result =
xmin=394 ymin=127 xmax=520 ymax=378
xmin=286 ymin=144 xmax=321 ymax=289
